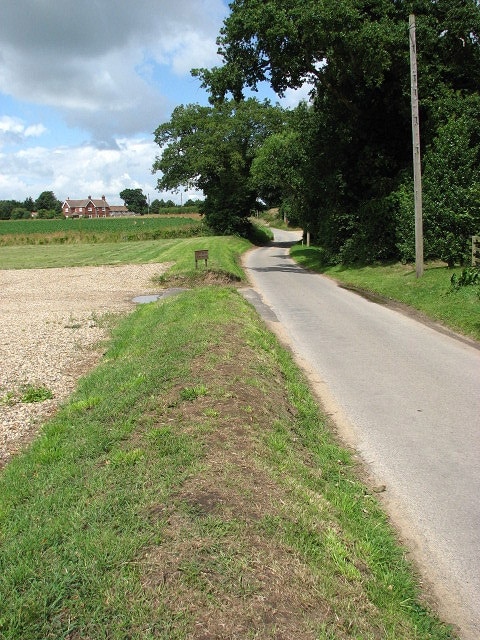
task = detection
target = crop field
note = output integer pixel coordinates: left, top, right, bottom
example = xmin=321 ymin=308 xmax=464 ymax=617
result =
xmin=0 ymin=215 xmax=206 ymax=245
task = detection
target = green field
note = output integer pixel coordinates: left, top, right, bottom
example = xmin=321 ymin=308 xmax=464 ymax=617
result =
xmin=0 ymin=215 xmax=205 ymax=245
xmin=0 ymin=237 xmax=251 ymax=277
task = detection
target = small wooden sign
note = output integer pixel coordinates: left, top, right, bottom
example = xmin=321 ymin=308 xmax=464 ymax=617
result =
xmin=195 ymin=249 xmax=209 ymax=268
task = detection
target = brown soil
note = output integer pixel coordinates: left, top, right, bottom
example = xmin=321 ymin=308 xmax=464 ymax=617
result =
xmin=136 ymin=336 xmax=340 ymax=639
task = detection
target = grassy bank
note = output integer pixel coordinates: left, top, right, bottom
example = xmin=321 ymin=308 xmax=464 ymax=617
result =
xmin=0 ymin=286 xmax=455 ymax=639
xmin=290 ymin=245 xmax=480 ymax=342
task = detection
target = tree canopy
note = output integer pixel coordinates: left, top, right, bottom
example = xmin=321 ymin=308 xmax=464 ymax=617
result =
xmin=0 ymin=193 xmax=61 ymax=220
xmin=153 ymin=99 xmax=285 ymax=234
xmin=35 ymin=191 xmax=62 ymax=214
xmin=120 ymin=189 xmax=148 ymax=215
xmin=152 ymin=0 xmax=480 ymax=260
xmin=192 ymin=0 xmax=480 ymax=261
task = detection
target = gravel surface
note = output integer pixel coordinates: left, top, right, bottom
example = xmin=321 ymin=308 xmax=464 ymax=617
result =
xmin=0 ymin=263 xmax=171 ymax=467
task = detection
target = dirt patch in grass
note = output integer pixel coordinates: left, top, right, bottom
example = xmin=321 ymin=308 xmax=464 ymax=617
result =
xmin=135 ymin=334 xmax=382 ymax=639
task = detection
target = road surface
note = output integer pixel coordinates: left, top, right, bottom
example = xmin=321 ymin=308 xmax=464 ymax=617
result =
xmin=242 ymin=229 xmax=480 ymax=639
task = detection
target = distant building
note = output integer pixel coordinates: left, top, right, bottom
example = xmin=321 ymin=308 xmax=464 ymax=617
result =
xmin=62 ymin=196 xmax=132 ymax=218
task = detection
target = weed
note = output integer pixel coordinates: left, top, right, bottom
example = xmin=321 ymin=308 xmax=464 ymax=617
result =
xmin=20 ymin=384 xmax=53 ymax=403
xmin=0 ymin=390 xmax=16 ymax=405
xmin=180 ymin=385 xmax=208 ymax=401
xmin=450 ymin=266 xmax=480 ymax=291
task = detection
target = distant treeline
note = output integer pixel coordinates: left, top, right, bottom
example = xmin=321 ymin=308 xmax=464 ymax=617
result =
xmin=0 ymin=191 xmax=205 ymax=220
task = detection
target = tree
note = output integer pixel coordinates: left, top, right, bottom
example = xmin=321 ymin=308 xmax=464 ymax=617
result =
xmin=149 ymin=198 xmax=162 ymax=214
xmin=0 ymin=200 xmax=21 ymax=220
xmin=396 ymin=93 xmax=480 ymax=266
xmin=35 ymin=191 xmax=61 ymax=213
xmin=23 ymin=197 xmax=35 ymax=212
xmin=119 ymin=188 xmax=148 ymax=215
xmin=184 ymin=198 xmax=204 ymax=208
xmin=11 ymin=207 xmax=31 ymax=219
xmin=197 ymin=0 xmax=480 ymax=262
xmin=153 ymin=98 xmax=284 ymax=234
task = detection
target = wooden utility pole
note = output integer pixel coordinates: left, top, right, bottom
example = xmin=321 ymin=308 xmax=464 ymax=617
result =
xmin=409 ymin=14 xmax=424 ymax=278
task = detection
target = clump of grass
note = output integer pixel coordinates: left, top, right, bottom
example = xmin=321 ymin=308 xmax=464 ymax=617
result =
xmin=18 ymin=384 xmax=53 ymax=403
xmin=1 ymin=384 xmax=53 ymax=405
xmin=0 ymin=390 xmax=16 ymax=405
xmin=180 ymin=385 xmax=208 ymax=401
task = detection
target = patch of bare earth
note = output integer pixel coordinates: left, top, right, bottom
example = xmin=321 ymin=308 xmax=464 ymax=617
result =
xmin=137 ymin=336 xmax=358 ymax=639
xmin=0 ymin=263 xmax=171 ymax=467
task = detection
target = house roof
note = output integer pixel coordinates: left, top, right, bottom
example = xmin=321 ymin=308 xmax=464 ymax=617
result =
xmin=63 ymin=197 xmax=110 ymax=208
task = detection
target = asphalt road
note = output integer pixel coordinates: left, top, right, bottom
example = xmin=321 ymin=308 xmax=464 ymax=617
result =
xmin=242 ymin=228 xmax=480 ymax=639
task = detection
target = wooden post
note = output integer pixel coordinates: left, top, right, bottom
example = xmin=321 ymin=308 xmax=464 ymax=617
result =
xmin=409 ymin=14 xmax=424 ymax=278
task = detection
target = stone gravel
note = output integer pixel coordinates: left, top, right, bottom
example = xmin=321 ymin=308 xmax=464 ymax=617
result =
xmin=0 ymin=263 xmax=171 ymax=466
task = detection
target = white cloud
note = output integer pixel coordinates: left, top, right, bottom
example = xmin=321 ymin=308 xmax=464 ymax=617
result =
xmin=0 ymin=138 xmax=156 ymax=201
xmin=0 ymin=136 xmax=198 ymax=204
xmin=280 ymin=84 xmax=314 ymax=109
xmin=0 ymin=116 xmax=47 ymax=146
xmin=0 ymin=0 xmax=226 ymax=141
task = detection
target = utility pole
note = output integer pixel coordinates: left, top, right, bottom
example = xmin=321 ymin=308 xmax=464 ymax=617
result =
xmin=409 ymin=14 xmax=424 ymax=278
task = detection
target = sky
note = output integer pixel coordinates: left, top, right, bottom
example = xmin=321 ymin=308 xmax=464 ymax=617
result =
xmin=0 ymin=0 xmax=307 ymax=207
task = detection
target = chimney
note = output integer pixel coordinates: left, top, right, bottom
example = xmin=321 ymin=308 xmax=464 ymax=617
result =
xmin=102 ymin=195 xmax=106 ymax=200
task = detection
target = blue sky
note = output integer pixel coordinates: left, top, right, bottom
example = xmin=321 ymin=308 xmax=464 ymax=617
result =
xmin=0 ymin=0 xmax=261 ymax=205
xmin=0 ymin=1 xmax=308 ymax=206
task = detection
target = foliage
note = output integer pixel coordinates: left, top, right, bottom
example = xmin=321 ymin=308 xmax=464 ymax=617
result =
xmin=196 ymin=0 xmax=480 ymax=263
xmin=35 ymin=191 xmax=62 ymax=214
xmin=119 ymin=188 xmax=148 ymax=215
xmin=396 ymin=95 xmax=480 ymax=266
xmin=11 ymin=207 xmax=31 ymax=219
xmin=422 ymin=97 xmax=480 ymax=266
xmin=0 ymin=200 xmax=23 ymax=220
xmin=450 ymin=267 xmax=480 ymax=291
xmin=0 ymin=194 xmax=59 ymax=220
xmin=153 ymin=99 xmax=285 ymax=235
xmin=150 ymin=198 xmax=177 ymax=213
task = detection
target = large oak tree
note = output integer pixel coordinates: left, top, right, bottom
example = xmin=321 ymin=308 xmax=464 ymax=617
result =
xmin=196 ymin=0 xmax=480 ymax=262
xmin=152 ymin=98 xmax=285 ymax=234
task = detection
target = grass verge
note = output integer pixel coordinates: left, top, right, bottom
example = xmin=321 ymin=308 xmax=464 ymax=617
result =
xmin=0 ymin=236 xmax=251 ymax=277
xmin=0 ymin=286 xmax=456 ymax=639
xmin=290 ymin=245 xmax=480 ymax=342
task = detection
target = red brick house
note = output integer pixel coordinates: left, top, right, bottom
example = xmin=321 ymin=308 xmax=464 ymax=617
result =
xmin=62 ymin=195 xmax=111 ymax=218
